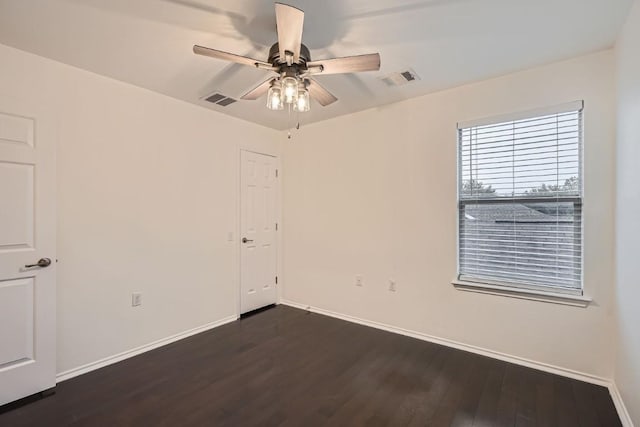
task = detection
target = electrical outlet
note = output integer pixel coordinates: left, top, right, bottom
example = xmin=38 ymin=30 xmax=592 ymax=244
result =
xmin=355 ymin=275 xmax=364 ymax=287
xmin=132 ymin=292 xmax=142 ymax=307
xmin=389 ymin=280 xmax=397 ymax=292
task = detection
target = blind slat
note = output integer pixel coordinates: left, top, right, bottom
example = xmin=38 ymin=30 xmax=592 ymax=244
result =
xmin=459 ymin=267 xmax=581 ymax=287
xmin=460 ymin=118 xmax=579 ymax=140
xmin=460 ymin=146 xmax=580 ymax=164
xmin=461 ymin=130 xmax=580 ymax=148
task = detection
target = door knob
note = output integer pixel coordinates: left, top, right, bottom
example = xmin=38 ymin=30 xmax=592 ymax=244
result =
xmin=242 ymin=238 xmax=254 ymax=243
xmin=25 ymin=258 xmax=52 ymax=268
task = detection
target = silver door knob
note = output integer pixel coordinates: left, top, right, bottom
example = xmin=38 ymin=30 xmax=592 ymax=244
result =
xmin=242 ymin=238 xmax=254 ymax=243
xmin=25 ymin=258 xmax=52 ymax=268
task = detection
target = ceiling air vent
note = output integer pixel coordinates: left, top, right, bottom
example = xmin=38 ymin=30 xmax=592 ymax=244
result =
xmin=380 ymin=69 xmax=421 ymax=87
xmin=204 ymin=93 xmax=237 ymax=107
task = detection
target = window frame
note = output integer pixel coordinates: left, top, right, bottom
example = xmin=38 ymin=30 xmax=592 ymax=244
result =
xmin=454 ymin=101 xmax=585 ymax=300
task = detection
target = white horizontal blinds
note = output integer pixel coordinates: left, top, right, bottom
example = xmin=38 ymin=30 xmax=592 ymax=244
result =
xmin=458 ymin=105 xmax=583 ymax=292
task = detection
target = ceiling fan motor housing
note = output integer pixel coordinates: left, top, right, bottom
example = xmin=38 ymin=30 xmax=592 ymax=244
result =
xmin=268 ymin=42 xmax=311 ymax=69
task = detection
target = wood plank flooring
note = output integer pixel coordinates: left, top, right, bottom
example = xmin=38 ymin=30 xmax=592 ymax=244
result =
xmin=0 ymin=305 xmax=621 ymax=426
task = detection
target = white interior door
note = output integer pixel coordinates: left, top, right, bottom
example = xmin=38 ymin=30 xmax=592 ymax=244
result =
xmin=0 ymin=97 xmax=56 ymax=405
xmin=240 ymin=150 xmax=278 ymax=314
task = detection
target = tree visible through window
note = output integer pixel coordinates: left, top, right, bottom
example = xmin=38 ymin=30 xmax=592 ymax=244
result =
xmin=457 ymin=103 xmax=583 ymax=294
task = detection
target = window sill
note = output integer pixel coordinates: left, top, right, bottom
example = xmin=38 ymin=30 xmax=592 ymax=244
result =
xmin=451 ymin=280 xmax=592 ymax=307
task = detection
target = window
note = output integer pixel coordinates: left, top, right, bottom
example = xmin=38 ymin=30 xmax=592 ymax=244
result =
xmin=457 ymin=102 xmax=583 ymax=295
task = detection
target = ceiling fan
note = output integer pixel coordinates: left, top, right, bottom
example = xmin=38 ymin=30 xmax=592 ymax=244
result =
xmin=193 ymin=2 xmax=381 ymax=113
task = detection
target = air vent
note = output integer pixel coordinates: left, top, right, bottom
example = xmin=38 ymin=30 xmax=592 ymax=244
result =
xmin=217 ymin=97 xmax=237 ymax=106
xmin=204 ymin=93 xmax=237 ymax=107
xmin=380 ymin=69 xmax=421 ymax=87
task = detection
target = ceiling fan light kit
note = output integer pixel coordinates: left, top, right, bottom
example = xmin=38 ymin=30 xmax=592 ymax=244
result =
xmin=265 ymin=75 xmax=311 ymax=112
xmin=193 ymin=2 xmax=381 ymax=118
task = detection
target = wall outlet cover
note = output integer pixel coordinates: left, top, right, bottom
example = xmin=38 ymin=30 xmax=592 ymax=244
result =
xmin=132 ymin=292 xmax=142 ymax=307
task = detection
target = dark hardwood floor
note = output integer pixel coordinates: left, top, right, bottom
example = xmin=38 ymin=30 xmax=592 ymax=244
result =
xmin=0 ymin=305 xmax=620 ymax=426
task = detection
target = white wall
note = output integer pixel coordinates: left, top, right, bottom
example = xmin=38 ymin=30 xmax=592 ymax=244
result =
xmin=282 ymin=50 xmax=617 ymax=379
xmin=615 ymin=0 xmax=640 ymax=423
xmin=0 ymin=43 xmax=281 ymax=374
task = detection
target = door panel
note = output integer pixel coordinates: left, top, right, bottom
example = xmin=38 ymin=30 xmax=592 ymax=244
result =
xmin=240 ymin=151 xmax=277 ymax=314
xmin=0 ymin=112 xmax=34 ymax=147
xmin=0 ymin=100 xmax=56 ymax=405
xmin=0 ymin=162 xmax=34 ymax=250
xmin=0 ymin=278 xmax=34 ymax=368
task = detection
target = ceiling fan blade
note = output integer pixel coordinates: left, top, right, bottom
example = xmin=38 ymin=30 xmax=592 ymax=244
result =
xmin=241 ymin=78 xmax=275 ymax=100
xmin=275 ymin=3 xmax=304 ymax=64
xmin=306 ymin=79 xmax=338 ymax=107
xmin=307 ymin=53 xmax=381 ymax=75
xmin=193 ymin=45 xmax=273 ymax=69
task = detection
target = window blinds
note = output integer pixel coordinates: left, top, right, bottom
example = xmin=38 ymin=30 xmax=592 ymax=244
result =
xmin=457 ymin=103 xmax=583 ymax=293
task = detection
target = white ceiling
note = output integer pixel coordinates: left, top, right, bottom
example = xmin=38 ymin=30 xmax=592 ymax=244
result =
xmin=0 ymin=0 xmax=632 ymax=130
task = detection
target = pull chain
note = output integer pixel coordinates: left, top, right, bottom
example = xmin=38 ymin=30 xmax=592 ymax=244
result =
xmin=285 ymin=101 xmax=302 ymax=139
xmin=287 ymin=103 xmax=292 ymax=139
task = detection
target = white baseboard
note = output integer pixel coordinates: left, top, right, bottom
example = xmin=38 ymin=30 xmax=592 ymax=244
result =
xmin=282 ymin=299 xmax=638 ymax=425
xmin=609 ymin=382 xmax=635 ymax=427
xmin=56 ymin=315 xmax=238 ymax=383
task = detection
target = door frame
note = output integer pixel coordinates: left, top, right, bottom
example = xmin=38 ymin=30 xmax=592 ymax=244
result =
xmin=235 ymin=145 xmax=282 ymax=317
